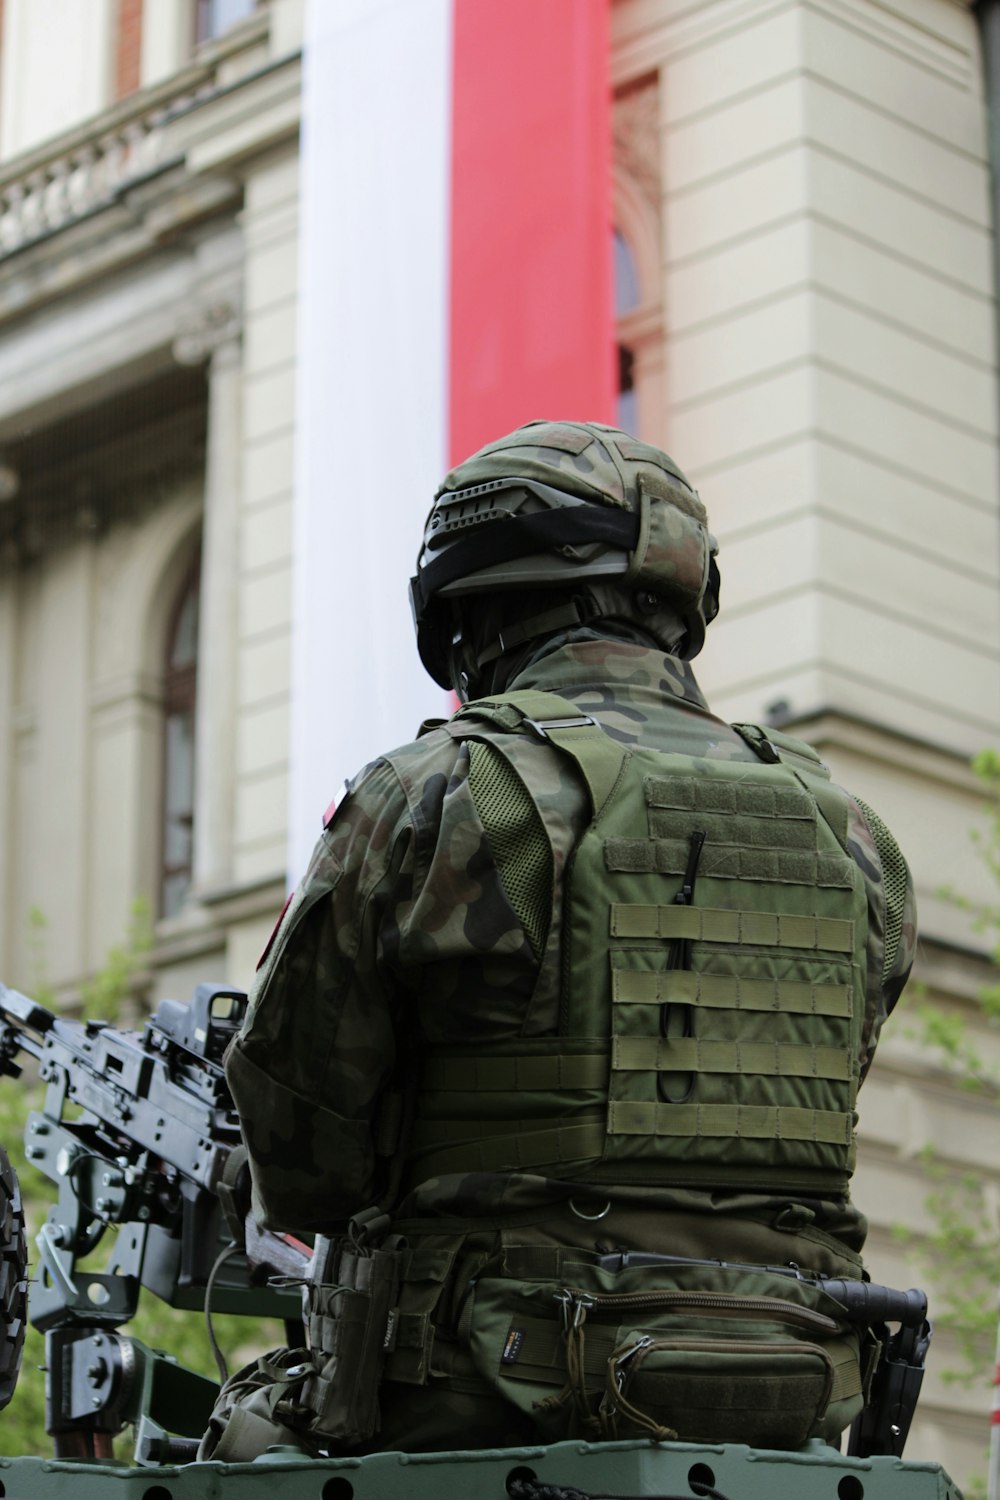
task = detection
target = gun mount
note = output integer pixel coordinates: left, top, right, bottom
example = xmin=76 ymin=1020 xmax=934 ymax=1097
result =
xmin=0 ymin=982 xmax=306 ymax=1461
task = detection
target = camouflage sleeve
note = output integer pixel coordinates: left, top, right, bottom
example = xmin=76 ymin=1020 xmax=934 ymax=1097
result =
xmin=226 ymin=758 xmax=414 ymax=1233
xmin=846 ymin=794 xmax=917 ymax=1083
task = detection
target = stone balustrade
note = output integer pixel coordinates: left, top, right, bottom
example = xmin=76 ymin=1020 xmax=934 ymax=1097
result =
xmin=0 ymin=14 xmax=269 ymax=260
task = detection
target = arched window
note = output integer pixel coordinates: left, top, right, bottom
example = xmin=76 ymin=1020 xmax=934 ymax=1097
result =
xmin=614 ymin=228 xmax=641 ymax=435
xmin=161 ymin=558 xmax=200 ymax=917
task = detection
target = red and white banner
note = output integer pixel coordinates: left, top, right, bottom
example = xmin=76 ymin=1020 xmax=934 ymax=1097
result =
xmin=290 ymin=0 xmax=614 ymax=877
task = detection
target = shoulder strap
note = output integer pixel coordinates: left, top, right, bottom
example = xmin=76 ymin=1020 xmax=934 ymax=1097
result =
xmin=453 ymin=689 xmax=629 ymax=819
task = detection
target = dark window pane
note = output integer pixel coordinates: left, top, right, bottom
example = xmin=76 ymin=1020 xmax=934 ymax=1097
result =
xmin=161 ymin=563 xmax=200 ymax=917
xmin=196 ymin=0 xmax=256 ymax=43
xmin=617 ymin=344 xmax=637 ymax=435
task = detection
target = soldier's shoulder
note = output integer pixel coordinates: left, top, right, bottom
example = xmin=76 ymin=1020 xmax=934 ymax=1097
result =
xmin=341 ymin=721 xmax=468 ymax=811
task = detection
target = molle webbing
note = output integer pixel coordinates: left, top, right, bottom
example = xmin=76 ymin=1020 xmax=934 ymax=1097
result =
xmin=612 ymin=1038 xmax=853 ymax=1080
xmin=412 ymin=691 xmax=868 ymax=1195
xmin=409 ymin=1117 xmax=608 ymax=1177
xmin=606 ymin=1101 xmax=854 ymax=1144
xmin=610 ymin=905 xmax=853 ymax=952
xmin=612 ymin=970 xmax=852 ymax=1016
xmin=421 ymin=1054 xmax=609 ymax=1092
xmin=606 ymin=838 xmax=854 ymax=887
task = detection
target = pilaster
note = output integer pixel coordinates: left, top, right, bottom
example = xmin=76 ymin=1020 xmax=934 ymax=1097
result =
xmin=174 ymin=296 xmax=244 ymax=901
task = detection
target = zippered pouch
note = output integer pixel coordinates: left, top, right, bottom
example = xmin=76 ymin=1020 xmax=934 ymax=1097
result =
xmin=466 ymin=1261 xmax=864 ymax=1449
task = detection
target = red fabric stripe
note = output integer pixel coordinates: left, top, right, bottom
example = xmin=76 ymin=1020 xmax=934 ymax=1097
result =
xmin=449 ymin=0 xmax=615 ymax=466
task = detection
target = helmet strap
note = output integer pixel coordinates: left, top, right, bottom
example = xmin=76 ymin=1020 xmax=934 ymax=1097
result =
xmin=474 ymin=598 xmax=591 ymax=671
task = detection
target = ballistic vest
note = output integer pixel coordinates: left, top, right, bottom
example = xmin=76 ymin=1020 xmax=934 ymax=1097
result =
xmin=409 ymin=690 xmax=869 ymax=1200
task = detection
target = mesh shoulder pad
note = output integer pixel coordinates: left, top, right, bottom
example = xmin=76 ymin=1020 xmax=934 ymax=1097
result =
xmin=853 ymin=796 xmax=908 ymax=984
xmin=467 ymin=739 xmax=552 ymax=960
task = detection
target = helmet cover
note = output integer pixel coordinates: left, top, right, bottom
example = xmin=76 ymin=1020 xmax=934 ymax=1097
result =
xmin=410 ymin=420 xmax=720 ymax=688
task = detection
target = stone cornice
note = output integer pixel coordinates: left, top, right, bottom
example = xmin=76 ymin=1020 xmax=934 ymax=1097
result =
xmin=768 ymin=705 xmax=980 ymax=787
xmin=611 ymin=0 xmax=978 ymax=91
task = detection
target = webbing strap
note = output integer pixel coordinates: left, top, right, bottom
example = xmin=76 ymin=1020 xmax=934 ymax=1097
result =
xmin=421 ymin=1053 xmax=609 ymax=1092
xmin=499 ymin=1315 xmax=619 ymax=1384
xmin=645 ymin=775 xmax=814 ymax=820
xmin=612 ymin=970 xmax=852 ymax=1017
xmin=410 ymin=1118 xmax=606 ymax=1176
xmin=607 ymin=1101 xmax=853 ymax=1144
xmin=830 ymin=1343 xmax=863 ymax=1402
xmin=605 ymin=839 xmax=853 ymax=889
xmin=458 ymin=689 xmax=628 ymax=817
xmin=612 ymin=1036 xmax=853 ymax=1080
xmin=612 ymin=904 xmax=854 ymax=953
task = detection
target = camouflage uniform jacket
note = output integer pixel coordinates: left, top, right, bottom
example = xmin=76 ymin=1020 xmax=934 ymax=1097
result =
xmin=228 ymin=638 xmax=915 ymax=1253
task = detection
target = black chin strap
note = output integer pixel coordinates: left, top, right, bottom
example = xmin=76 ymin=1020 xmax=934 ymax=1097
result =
xmin=475 ymin=598 xmax=592 ymax=670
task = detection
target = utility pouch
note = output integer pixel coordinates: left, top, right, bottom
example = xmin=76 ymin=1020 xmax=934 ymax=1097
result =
xmin=198 ymin=1347 xmax=318 ymax=1462
xmin=467 ymin=1257 xmax=863 ymax=1450
xmin=301 ymin=1217 xmax=405 ymax=1447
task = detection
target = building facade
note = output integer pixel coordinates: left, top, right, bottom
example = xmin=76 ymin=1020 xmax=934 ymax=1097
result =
xmin=0 ymin=0 xmax=997 ymax=1480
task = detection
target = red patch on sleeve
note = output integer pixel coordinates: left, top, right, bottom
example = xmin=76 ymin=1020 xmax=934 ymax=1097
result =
xmin=256 ymin=890 xmax=294 ymax=971
xmin=323 ymin=797 xmax=338 ymax=829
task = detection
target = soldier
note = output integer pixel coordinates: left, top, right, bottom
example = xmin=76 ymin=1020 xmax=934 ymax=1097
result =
xmin=224 ymin=421 xmax=915 ymax=1456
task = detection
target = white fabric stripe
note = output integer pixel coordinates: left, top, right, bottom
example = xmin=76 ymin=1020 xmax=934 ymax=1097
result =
xmin=290 ymin=0 xmax=452 ymax=881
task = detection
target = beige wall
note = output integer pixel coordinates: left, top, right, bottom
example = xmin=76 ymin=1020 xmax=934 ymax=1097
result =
xmin=613 ymin=0 xmax=1000 ymax=1479
xmin=0 ymin=0 xmax=115 ymax=159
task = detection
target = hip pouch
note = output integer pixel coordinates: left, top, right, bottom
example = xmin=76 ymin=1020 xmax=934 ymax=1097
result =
xmin=467 ymin=1257 xmax=866 ymax=1450
xmin=302 ymin=1226 xmax=405 ymax=1448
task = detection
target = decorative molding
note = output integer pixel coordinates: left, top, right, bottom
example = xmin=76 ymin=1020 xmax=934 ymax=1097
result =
xmin=89 ymin=669 xmax=165 ymax=716
xmin=770 ymin=705 xmax=980 ymax=784
xmin=612 ymin=0 xmax=791 ymax=88
xmin=612 ymin=0 xmax=975 ymax=92
xmin=172 ymin=295 xmax=243 ymax=365
xmin=613 ymin=76 xmax=662 ymax=212
xmin=805 ymin=0 xmax=975 ymax=89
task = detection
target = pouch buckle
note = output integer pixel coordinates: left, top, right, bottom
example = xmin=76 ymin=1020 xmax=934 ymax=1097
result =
xmin=523 ymin=714 xmax=597 ymax=740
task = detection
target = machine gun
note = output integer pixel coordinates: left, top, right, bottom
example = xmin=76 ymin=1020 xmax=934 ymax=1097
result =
xmin=0 ymin=982 xmax=308 ymax=1464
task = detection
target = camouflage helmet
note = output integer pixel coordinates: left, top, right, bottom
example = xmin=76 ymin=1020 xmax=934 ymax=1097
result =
xmin=410 ymin=419 xmax=720 ymax=690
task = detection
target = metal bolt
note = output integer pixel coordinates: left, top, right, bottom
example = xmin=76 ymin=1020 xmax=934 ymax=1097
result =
xmin=137 ymin=1207 xmax=151 ymax=1221
xmin=95 ymin=1198 xmax=109 ymax=1213
xmin=91 ymin=1396 xmax=101 ymax=1409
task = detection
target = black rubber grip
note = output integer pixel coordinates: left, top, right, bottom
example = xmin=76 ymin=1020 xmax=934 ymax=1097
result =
xmin=820 ymin=1281 xmax=927 ymax=1327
